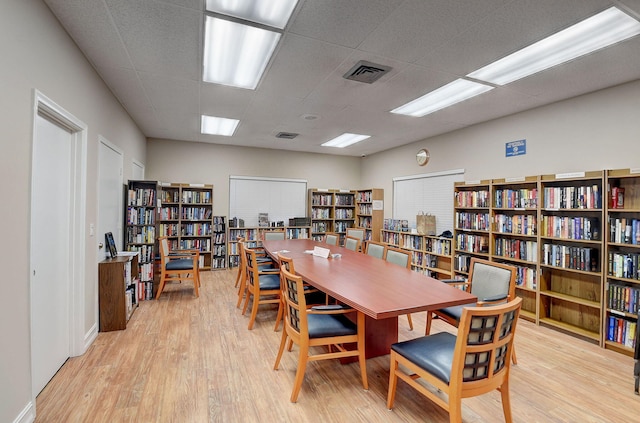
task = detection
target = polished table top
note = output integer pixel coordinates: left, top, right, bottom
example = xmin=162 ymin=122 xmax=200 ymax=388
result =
xmin=262 ymin=239 xmax=476 ymax=320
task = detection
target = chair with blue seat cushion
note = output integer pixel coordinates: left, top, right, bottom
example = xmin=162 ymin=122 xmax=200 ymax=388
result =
xmin=425 ymin=258 xmax=518 ymax=364
xmin=155 ymin=236 xmax=200 ymax=299
xmin=274 ymin=266 xmax=368 ymax=402
xmin=236 ymin=240 xmax=275 ymax=308
xmin=241 ymin=245 xmax=281 ymax=330
xmin=384 ymin=246 xmax=414 ymax=330
xmin=387 ymin=297 xmax=522 ymax=423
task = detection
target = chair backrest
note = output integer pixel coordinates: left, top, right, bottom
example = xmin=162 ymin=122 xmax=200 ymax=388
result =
xmin=364 ymin=241 xmax=385 ymax=259
xmin=264 ymin=230 xmax=285 ymax=241
xmin=158 ymin=236 xmax=170 ymax=266
xmin=453 ymin=297 xmax=522 ymax=394
xmin=243 ymin=245 xmax=261 ymax=289
xmin=384 ymin=246 xmax=411 ymax=269
xmin=468 ymin=258 xmax=516 ymax=304
xmin=346 ymin=227 xmax=365 ymax=242
xmin=324 ymin=233 xmax=339 ymax=246
xmin=277 ymin=252 xmax=295 ymax=274
xmin=280 ymin=266 xmax=308 ymax=338
xmin=344 ymin=236 xmax=361 ymax=252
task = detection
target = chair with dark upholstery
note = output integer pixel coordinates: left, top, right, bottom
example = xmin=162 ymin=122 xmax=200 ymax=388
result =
xmin=155 ymin=236 xmax=200 ymax=299
xmin=236 ymin=240 xmax=275 ymax=308
xmin=274 ymin=266 xmax=368 ymax=402
xmin=323 ymin=232 xmax=339 ymax=246
xmin=384 ymin=246 xmax=414 ymax=330
xmin=344 ymin=235 xmax=361 ymax=252
xmin=364 ymin=240 xmax=386 ymax=259
xmin=241 ymin=246 xmax=281 ymax=330
xmin=425 ymin=258 xmax=518 ymax=364
xmin=387 ymin=298 xmax=522 ymax=423
xmin=234 ymin=236 xmax=245 ymax=288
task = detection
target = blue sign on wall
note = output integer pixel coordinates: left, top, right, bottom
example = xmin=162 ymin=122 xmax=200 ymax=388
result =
xmin=506 ymin=139 xmax=526 ymax=157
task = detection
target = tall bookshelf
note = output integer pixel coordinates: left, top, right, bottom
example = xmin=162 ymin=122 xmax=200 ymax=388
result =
xmin=604 ymin=168 xmax=640 ymax=355
xmin=125 ymin=180 xmax=158 ymax=300
xmin=356 ymin=188 xmax=384 ymax=242
xmin=380 ymin=228 xmax=453 ymax=279
xmin=452 ymin=180 xmax=491 ymax=278
xmin=308 ymin=189 xmax=356 ymax=243
xmin=491 ymin=176 xmax=539 ymax=321
xmin=212 ymin=216 xmax=227 ymax=269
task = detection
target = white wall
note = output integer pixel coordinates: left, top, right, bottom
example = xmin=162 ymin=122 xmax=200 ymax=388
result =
xmin=362 ymin=79 xmax=640 ymax=219
xmin=0 ymin=1 xmax=146 ymax=422
xmin=145 ymin=139 xmax=362 ymax=216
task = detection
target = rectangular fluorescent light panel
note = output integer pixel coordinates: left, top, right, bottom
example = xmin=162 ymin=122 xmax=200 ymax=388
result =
xmin=201 ymin=115 xmax=239 ymax=136
xmin=321 ymin=133 xmax=371 ymax=148
xmin=206 ymin=0 xmax=298 ymax=29
xmin=390 ymin=79 xmax=494 ymax=117
xmin=203 ymin=16 xmax=280 ymax=89
xmin=468 ymin=7 xmax=640 ymax=85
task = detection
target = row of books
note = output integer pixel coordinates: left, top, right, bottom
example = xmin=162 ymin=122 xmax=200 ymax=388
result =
xmin=160 ymin=189 xmax=180 ymax=203
xmin=610 ymin=186 xmax=625 ymax=209
xmin=356 ymin=191 xmax=374 ymax=202
xmin=334 ymin=221 xmax=352 ymax=233
xmin=159 ymin=223 xmax=179 ymax=236
xmin=512 ymin=264 xmax=537 ymax=289
xmin=453 ymin=254 xmax=472 ymax=273
xmin=127 ymin=226 xmax=155 ymax=244
xmin=286 ymin=228 xmax=310 ymax=239
xmin=311 ymin=222 xmax=329 ymax=233
xmin=608 ymin=283 xmax=640 ymax=313
xmin=494 ymin=238 xmax=537 ymax=262
xmin=540 ymin=216 xmax=599 ymax=240
xmin=211 ymin=258 xmax=227 ymax=269
xmin=127 ymin=207 xmax=155 ymax=225
xmin=334 ymin=193 xmax=355 ymax=206
xmin=608 ymin=252 xmax=640 ymax=280
xmin=229 ymin=228 xmax=258 ymax=240
xmin=212 ymin=245 xmax=226 ymax=256
xmin=358 ymin=216 xmax=372 ymax=228
xmin=382 ymin=231 xmax=401 ymax=246
xmin=455 ymin=190 xmax=490 ymax=208
xmin=455 ymin=212 xmax=490 ymax=231
xmin=213 ymin=233 xmax=226 ymax=244
xmin=426 ymin=238 xmax=452 ymax=255
xmin=180 ymin=238 xmax=211 ymax=251
xmin=542 ymin=243 xmax=598 ymax=272
xmin=181 ymin=207 xmax=212 ymax=220
xmin=138 ymin=262 xmax=154 ymax=283
xmin=494 ymin=188 xmax=538 ymax=209
xmin=606 ymin=315 xmax=637 ymax=349
xmin=542 ymin=185 xmax=601 ymax=209
xmin=311 ymin=208 xmax=331 ymax=219
xmin=334 ymin=208 xmax=354 ymax=219
xmin=181 ymin=190 xmax=211 ymax=204
xmin=127 ymin=244 xmax=154 ymax=264
xmin=383 ymin=219 xmax=409 ymax=232
xmin=311 ymin=194 xmax=333 ymax=206
xmin=128 ymin=188 xmax=156 ymax=207
xmin=181 ymin=223 xmax=213 ymax=236
xmin=402 ymin=234 xmax=424 ymax=250
xmin=609 ymin=217 xmax=640 ymax=244
xmin=358 ymin=204 xmax=372 ymax=214
xmin=159 ymin=206 xmax=179 ymax=220
xmin=494 ymin=213 xmax=537 ymax=236
xmin=456 ymin=234 xmax=489 ymax=253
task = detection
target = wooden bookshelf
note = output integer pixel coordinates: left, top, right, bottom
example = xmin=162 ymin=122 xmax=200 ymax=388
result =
xmin=227 ymin=226 xmax=311 ymax=268
xmin=308 ymin=188 xmax=356 ymax=243
xmin=125 ymin=180 xmax=159 ymax=300
xmin=212 ymin=216 xmax=227 ymax=269
xmin=380 ymin=229 xmax=453 ymax=279
xmin=98 ymin=254 xmax=139 ymax=332
xmin=356 ymin=188 xmax=384 ymax=242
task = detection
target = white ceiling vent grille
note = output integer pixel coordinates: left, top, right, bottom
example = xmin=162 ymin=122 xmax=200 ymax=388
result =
xmin=276 ymin=132 xmax=299 ymax=139
xmin=343 ymin=60 xmax=392 ymax=84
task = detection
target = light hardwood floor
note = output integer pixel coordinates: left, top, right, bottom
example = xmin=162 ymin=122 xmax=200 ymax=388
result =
xmin=36 ymin=269 xmax=640 ymax=422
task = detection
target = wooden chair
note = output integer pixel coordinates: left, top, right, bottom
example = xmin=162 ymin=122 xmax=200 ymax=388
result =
xmin=242 ymin=246 xmax=281 ymax=330
xmin=387 ymin=298 xmax=522 ymax=423
xmin=425 ymin=258 xmax=518 ymax=364
xmin=384 ymin=246 xmax=414 ymax=330
xmin=274 ymin=266 xmax=368 ymax=402
xmin=344 ymin=235 xmax=361 ymax=252
xmin=263 ymin=230 xmax=286 ymax=241
xmin=346 ymin=227 xmax=366 ymax=242
xmin=155 ymin=236 xmax=200 ymax=299
xmin=233 ymin=236 xmax=245 ymax=288
xmin=364 ymin=240 xmax=385 ymax=259
xmin=323 ymin=232 xmax=339 ymax=246
xmin=236 ymin=240 xmax=275 ymax=308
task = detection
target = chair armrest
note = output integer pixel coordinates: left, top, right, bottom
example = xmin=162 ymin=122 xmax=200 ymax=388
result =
xmin=258 ymin=268 xmax=280 ymax=275
xmin=477 ymin=294 xmax=508 ymax=306
xmin=309 ymin=304 xmax=354 ymax=315
xmin=440 ymin=278 xmax=468 ymax=290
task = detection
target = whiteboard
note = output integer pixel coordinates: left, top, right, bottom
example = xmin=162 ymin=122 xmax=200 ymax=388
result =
xmin=229 ymin=176 xmax=307 ymax=227
xmin=393 ymin=169 xmax=464 ymax=235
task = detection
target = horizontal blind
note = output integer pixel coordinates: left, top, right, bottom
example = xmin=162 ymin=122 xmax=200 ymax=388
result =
xmin=229 ymin=176 xmax=307 ymax=227
xmin=393 ymin=169 xmax=464 ymax=235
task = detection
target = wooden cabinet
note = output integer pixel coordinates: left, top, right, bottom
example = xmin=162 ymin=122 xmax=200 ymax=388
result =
xmin=125 ymin=180 xmax=158 ymax=300
xmin=356 ymin=188 xmax=384 ymax=242
xmin=491 ymin=176 xmax=539 ymax=321
xmin=604 ymin=168 xmax=640 ymax=355
xmin=99 ymin=254 xmax=139 ymax=331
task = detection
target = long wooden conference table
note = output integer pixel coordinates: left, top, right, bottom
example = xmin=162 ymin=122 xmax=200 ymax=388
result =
xmin=262 ymin=238 xmax=476 ymax=358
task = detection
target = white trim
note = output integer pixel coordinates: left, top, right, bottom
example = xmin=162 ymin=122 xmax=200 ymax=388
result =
xmin=392 ymin=168 xmax=465 ymax=182
xmin=132 ymin=158 xmax=145 ymax=179
xmin=230 ymin=175 xmax=307 ymax=183
xmin=12 ymin=401 xmax=34 ymax=423
xmin=30 ymin=90 xmax=88 ymax=405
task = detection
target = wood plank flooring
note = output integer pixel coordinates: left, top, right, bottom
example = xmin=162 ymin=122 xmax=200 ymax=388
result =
xmin=36 ymin=269 xmax=640 ymax=422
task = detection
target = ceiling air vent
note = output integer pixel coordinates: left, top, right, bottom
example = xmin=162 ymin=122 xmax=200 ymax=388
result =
xmin=276 ymin=132 xmax=299 ymax=139
xmin=343 ymin=60 xmax=392 ymax=84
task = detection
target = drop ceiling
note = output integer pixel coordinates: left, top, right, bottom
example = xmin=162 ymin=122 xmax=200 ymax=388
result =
xmin=43 ymin=0 xmax=640 ymax=157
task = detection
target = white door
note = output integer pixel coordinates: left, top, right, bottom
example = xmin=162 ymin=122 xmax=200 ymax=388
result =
xmin=132 ymin=159 xmax=145 ymax=181
xmin=31 ymin=113 xmax=72 ymax=395
xmin=98 ymin=138 xmax=123 ymax=260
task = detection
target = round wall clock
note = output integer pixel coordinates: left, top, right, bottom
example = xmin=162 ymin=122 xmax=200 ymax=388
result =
xmin=416 ymin=148 xmax=430 ymax=166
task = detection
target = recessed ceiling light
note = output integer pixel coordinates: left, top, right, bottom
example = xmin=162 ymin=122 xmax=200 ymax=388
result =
xmin=321 ymin=133 xmax=370 ymax=148
xmin=205 ymin=0 xmax=298 ymax=29
xmin=390 ymin=79 xmax=493 ymax=117
xmin=201 ymin=115 xmax=239 ymax=136
xmin=468 ymin=7 xmax=640 ymax=85
xmin=203 ymin=16 xmax=280 ymax=89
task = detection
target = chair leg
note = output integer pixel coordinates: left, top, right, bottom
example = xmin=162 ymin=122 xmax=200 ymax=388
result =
xmin=155 ymin=273 xmax=167 ymax=300
xmin=386 ymin=352 xmax=399 ymax=409
xmin=448 ymin=392 xmax=463 ymax=423
xmin=273 ymin=327 xmax=288 ymax=370
xmin=193 ymin=270 xmax=200 ymax=298
xmin=247 ymin=292 xmax=260 ymax=330
xmin=236 ymin=277 xmax=247 ymax=308
xmin=511 ymin=344 xmax=518 ymax=365
xmin=234 ymin=265 xmax=242 ymax=287
xmin=290 ymin=345 xmax=309 ymax=402
xmin=500 ymin=379 xmax=513 ymax=423
xmin=274 ymin=297 xmax=284 ymax=331
xmin=425 ymin=312 xmax=433 ymax=335
xmin=406 ymin=313 xmax=413 ymax=331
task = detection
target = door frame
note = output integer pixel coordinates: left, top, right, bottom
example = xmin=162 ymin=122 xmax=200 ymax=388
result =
xmin=30 ymin=90 xmax=87 ymax=398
